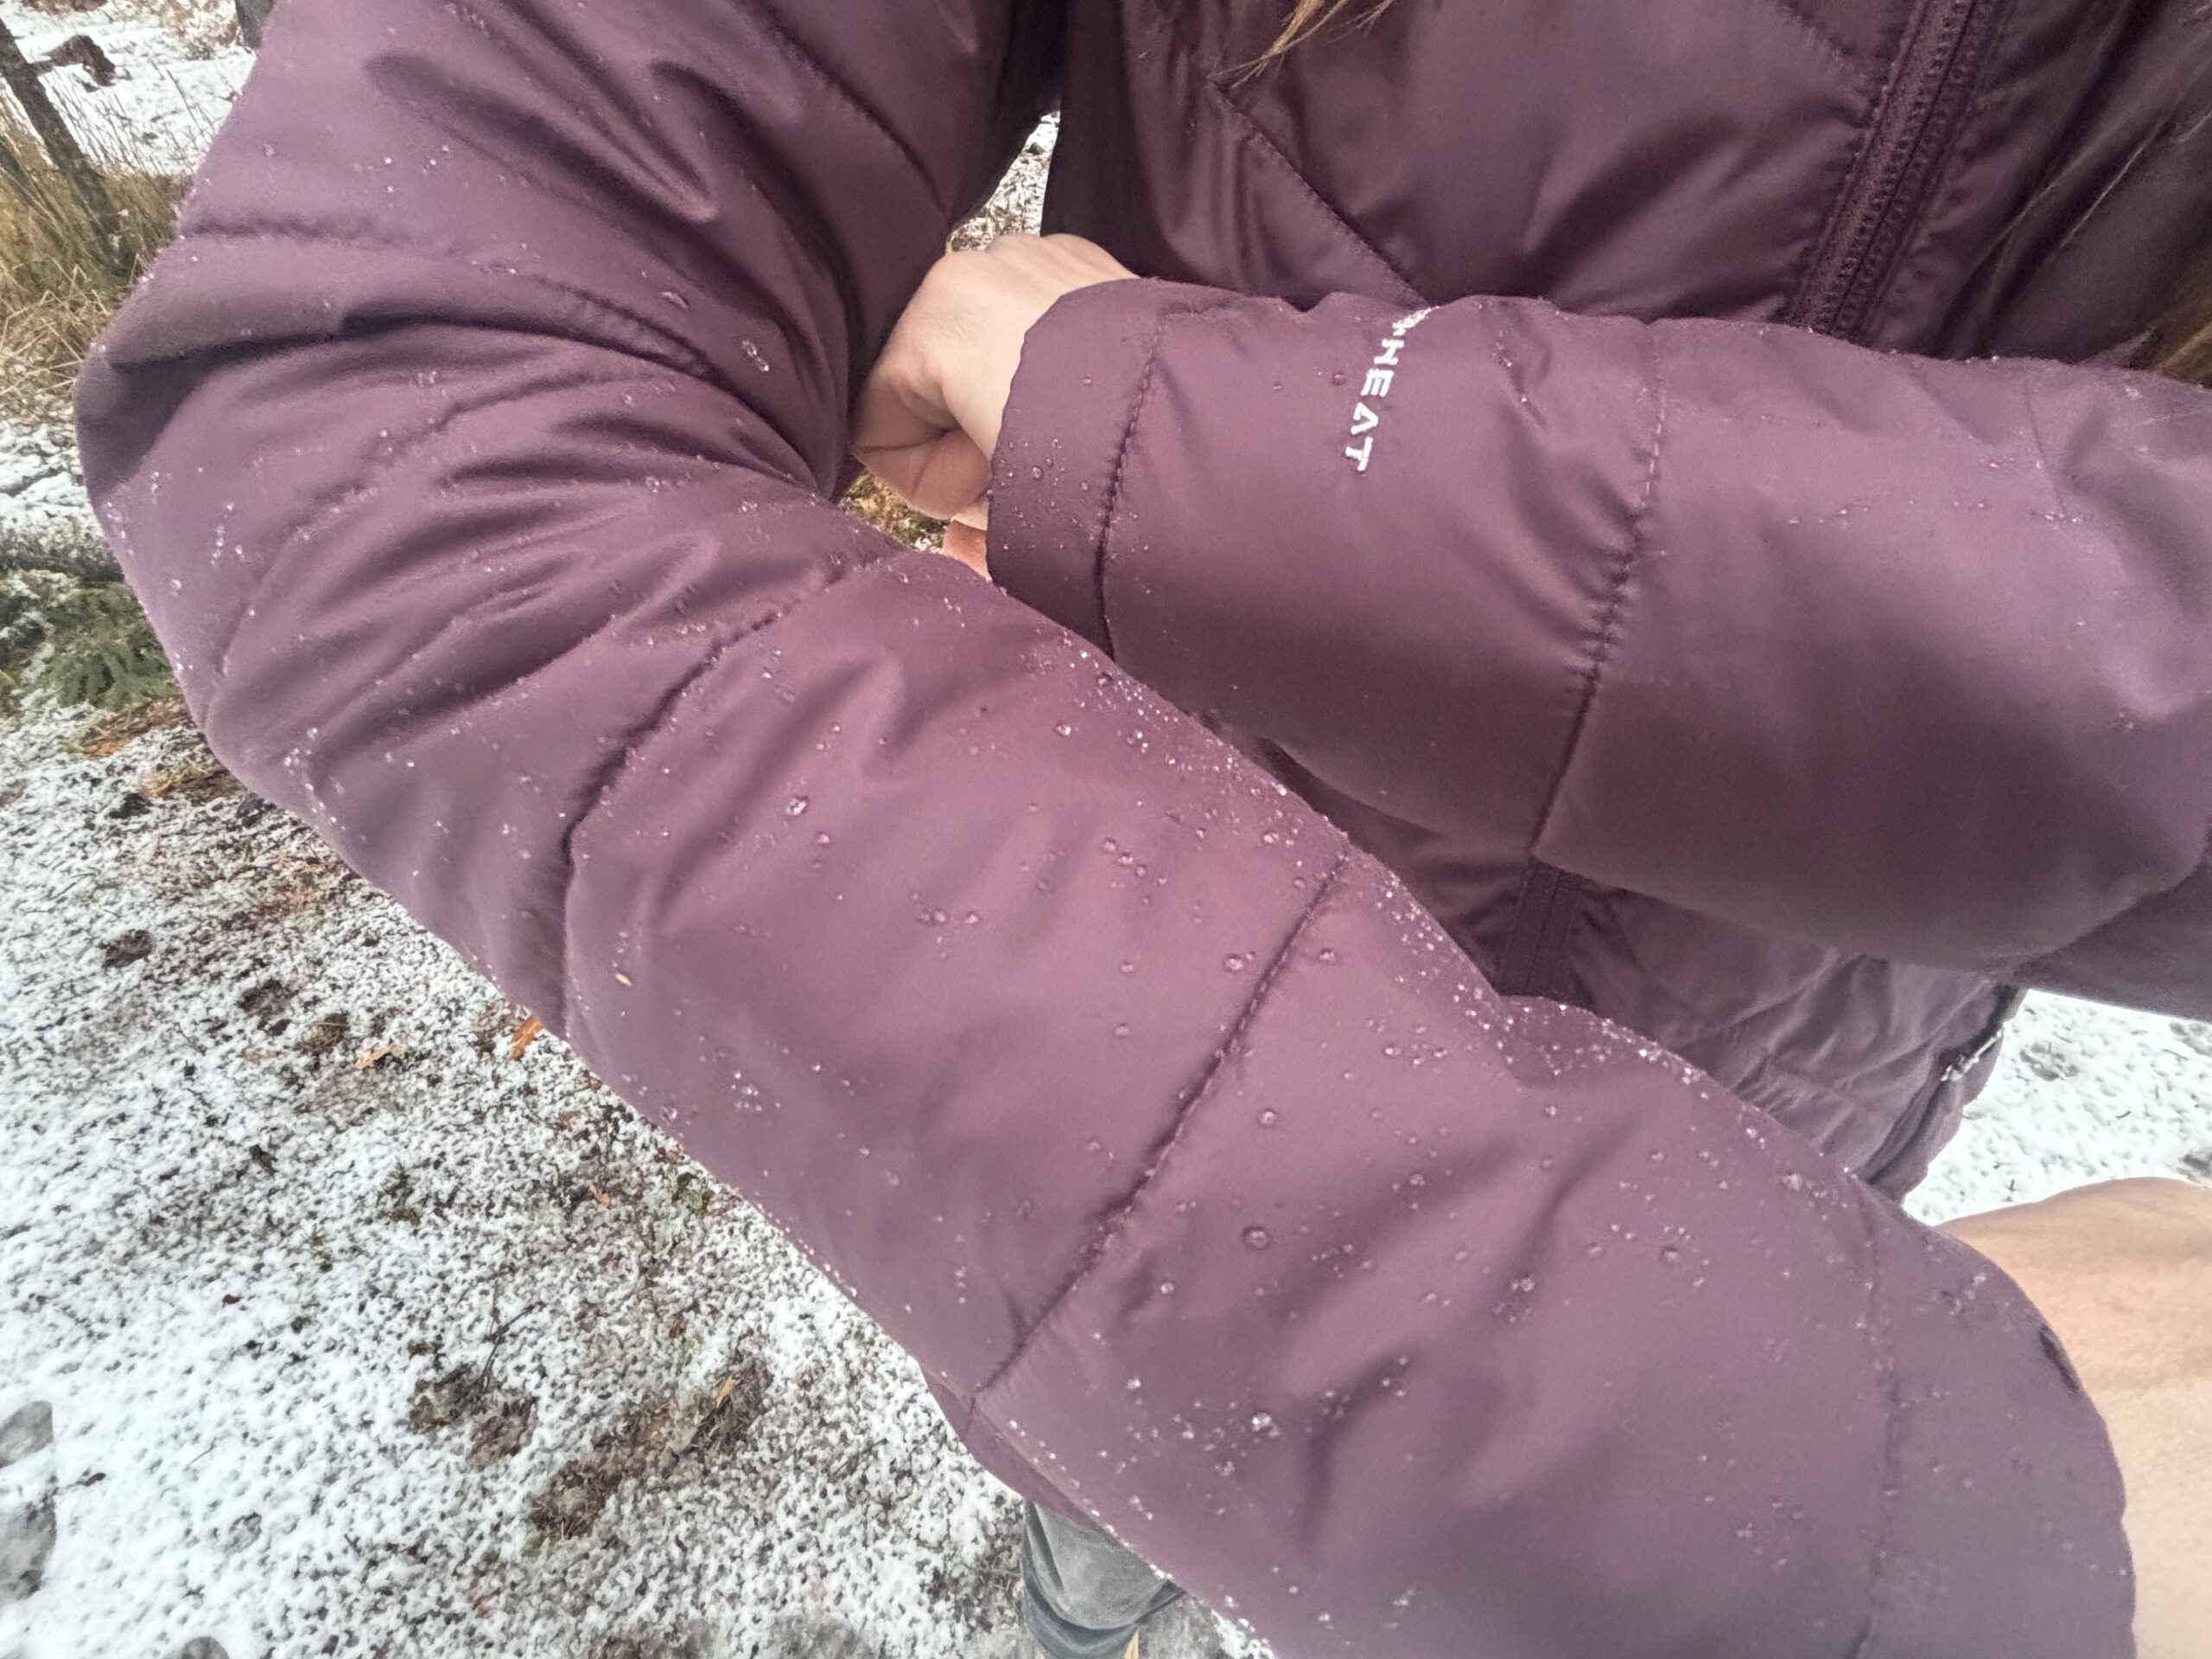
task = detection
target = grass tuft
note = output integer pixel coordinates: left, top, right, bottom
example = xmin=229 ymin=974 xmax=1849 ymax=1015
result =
xmin=1 ymin=107 xmax=188 ymax=421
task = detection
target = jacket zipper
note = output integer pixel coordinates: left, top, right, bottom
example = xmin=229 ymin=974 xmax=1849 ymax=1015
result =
xmin=1498 ymin=861 xmax=1580 ymax=998
xmin=1793 ymin=0 xmax=2005 ymax=339
xmin=1860 ymin=985 xmax=2027 ymax=1187
xmin=1500 ymin=1 xmax=2002 ymax=1005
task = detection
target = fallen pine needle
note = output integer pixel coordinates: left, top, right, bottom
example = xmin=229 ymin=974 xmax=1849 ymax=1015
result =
xmin=507 ymin=1015 xmax=544 ymax=1061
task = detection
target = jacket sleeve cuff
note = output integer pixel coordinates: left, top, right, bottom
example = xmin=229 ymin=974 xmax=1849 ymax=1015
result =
xmin=1865 ymin=1211 xmax=2133 ymax=1655
xmin=988 ymin=277 xmax=1221 ymax=651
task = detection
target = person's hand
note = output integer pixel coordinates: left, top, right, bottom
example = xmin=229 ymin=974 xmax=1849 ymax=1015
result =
xmin=1943 ymin=1177 xmax=2212 ymax=1659
xmin=854 ymin=234 xmax=1136 ymax=565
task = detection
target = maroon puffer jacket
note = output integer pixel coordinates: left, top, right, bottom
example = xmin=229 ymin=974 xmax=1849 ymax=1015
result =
xmin=76 ymin=0 xmax=2212 ymax=1651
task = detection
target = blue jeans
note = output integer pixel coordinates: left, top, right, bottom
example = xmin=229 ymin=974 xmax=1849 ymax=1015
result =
xmin=1019 ymin=1502 xmax=1185 ymax=1659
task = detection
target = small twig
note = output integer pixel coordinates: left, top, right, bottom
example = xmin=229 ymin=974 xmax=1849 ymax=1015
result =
xmin=469 ymin=1293 xmax=536 ymax=1395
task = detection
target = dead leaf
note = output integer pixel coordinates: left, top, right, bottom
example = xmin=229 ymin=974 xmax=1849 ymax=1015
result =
xmin=586 ymin=1184 xmax=613 ymax=1208
xmin=355 ymin=1042 xmax=405 ymax=1071
xmin=507 ymin=1015 xmax=544 ymax=1061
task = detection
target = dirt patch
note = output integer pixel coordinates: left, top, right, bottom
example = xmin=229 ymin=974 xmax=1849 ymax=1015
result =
xmin=295 ymin=1010 xmax=351 ymax=1059
xmin=76 ymin=695 xmax=190 ymax=757
xmin=226 ymin=847 xmax=352 ymax=931
xmin=377 ymin=1166 xmax=423 ymax=1225
xmin=524 ymin=1395 xmax=673 ymax=1545
xmin=670 ymin=1172 xmax=710 ymax=1218
xmin=468 ymin=1393 xmax=537 ymax=1467
xmin=668 ymin=1357 xmax=767 ymax=1467
xmin=139 ymin=754 xmax=243 ymax=804
xmin=588 ymin=1629 xmax=715 ymax=1659
xmin=925 ymin=1499 xmax=1025 ymax=1634
xmin=236 ymin=976 xmax=295 ymax=1035
xmin=99 ymin=926 xmax=152 ymax=967
xmin=406 ymin=1361 xmax=538 ymax=1470
xmin=524 ymin=1353 xmax=768 ymax=1548
xmin=468 ymin=996 xmax=535 ymax=1058
xmin=759 ymin=1618 xmax=880 ymax=1659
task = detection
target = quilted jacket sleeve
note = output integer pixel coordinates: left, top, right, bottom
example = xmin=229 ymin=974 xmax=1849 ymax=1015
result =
xmin=989 ymin=281 xmax=2212 ymax=1017
xmin=77 ymin=2 xmax=2131 ymax=1655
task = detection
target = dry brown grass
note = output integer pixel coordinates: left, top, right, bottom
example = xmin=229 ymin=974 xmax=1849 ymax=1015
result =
xmin=1 ymin=109 xmax=188 ymax=420
xmin=841 ymin=472 xmax=945 ymax=551
xmin=22 ymin=0 xmax=245 ymax=54
xmin=137 ymin=0 xmax=245 ymax=58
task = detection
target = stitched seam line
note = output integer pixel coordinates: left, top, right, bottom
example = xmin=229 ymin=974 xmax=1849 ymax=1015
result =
xmin=2024 ymin=825 xmax=2212 ymax=984
xmin=1122 ymin=0 xmax=1421 ymax=304
xmin=1756 ymin=0 xmax=1878 ymax=90
xmin=550 ymin=546 xmax=893 ymax=1032
xmin=211 ymin=396 xmax=471 ymax=688
xmin=2013 ymin=368 xmax=2075 ymax=522
xmin=973 ymin=849 xmax=1351 ymax=1407
xmin=753 ymin=3 xmax=950 ymax=219
xmin=181 ymin=221 xmax=721 ymax=383
xmin=1089 ymin=297 xmax=1243 ymax=653
xmin=1846 ymin=1191 xmax=1903 ymax=1659
xmin=1202 ymin=86 xmax=1427 ymax=306
xmin=1527 ymin=329 xmax=1670 ymax=859
xmin=207 ymin=346 xmax=709 ymax=688
xmin=1090 ymin=310 xmax=1175 ymax=658
xmin=1783 ymin=10 xmax=1910 ymax=328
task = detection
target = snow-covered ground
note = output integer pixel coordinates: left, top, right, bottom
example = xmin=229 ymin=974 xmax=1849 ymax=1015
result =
xmin=2 ymin=689 xmax=2205 ymax=1659
xmin=0 ymin=418 xmax=95 ymax=550
xmin=2 ymin=0 xmax=251 ymax=172
xmin=3 ymin=6 xmax=2209 ymax=1658
xmin=0 ymin=702 xmax=1042 ymax=1659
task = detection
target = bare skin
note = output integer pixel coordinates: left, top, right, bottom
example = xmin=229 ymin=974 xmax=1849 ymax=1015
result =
xmin=1947 ymin=1177 xmax=2212 ymax=1659
xmin=853 ymin=233 xmax=1135 ymax=576
xmin=856 ymin=239 xmax=2212 ymax=1658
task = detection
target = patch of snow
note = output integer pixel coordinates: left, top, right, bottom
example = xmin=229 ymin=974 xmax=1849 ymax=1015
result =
xmin=0 ymin=419 xmax=96 ymax=547
xmin=1 ymin=0 xmax=250 ymax=173
xmin=951 ymin=116 xmax=1056 ymax=251
xmin=1910 ymin=995 xmax=2212 ymax=1223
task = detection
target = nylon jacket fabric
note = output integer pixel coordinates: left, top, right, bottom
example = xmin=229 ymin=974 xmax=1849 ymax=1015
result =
xmin=76 ymin=0 xmax=2209 ymax=1652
